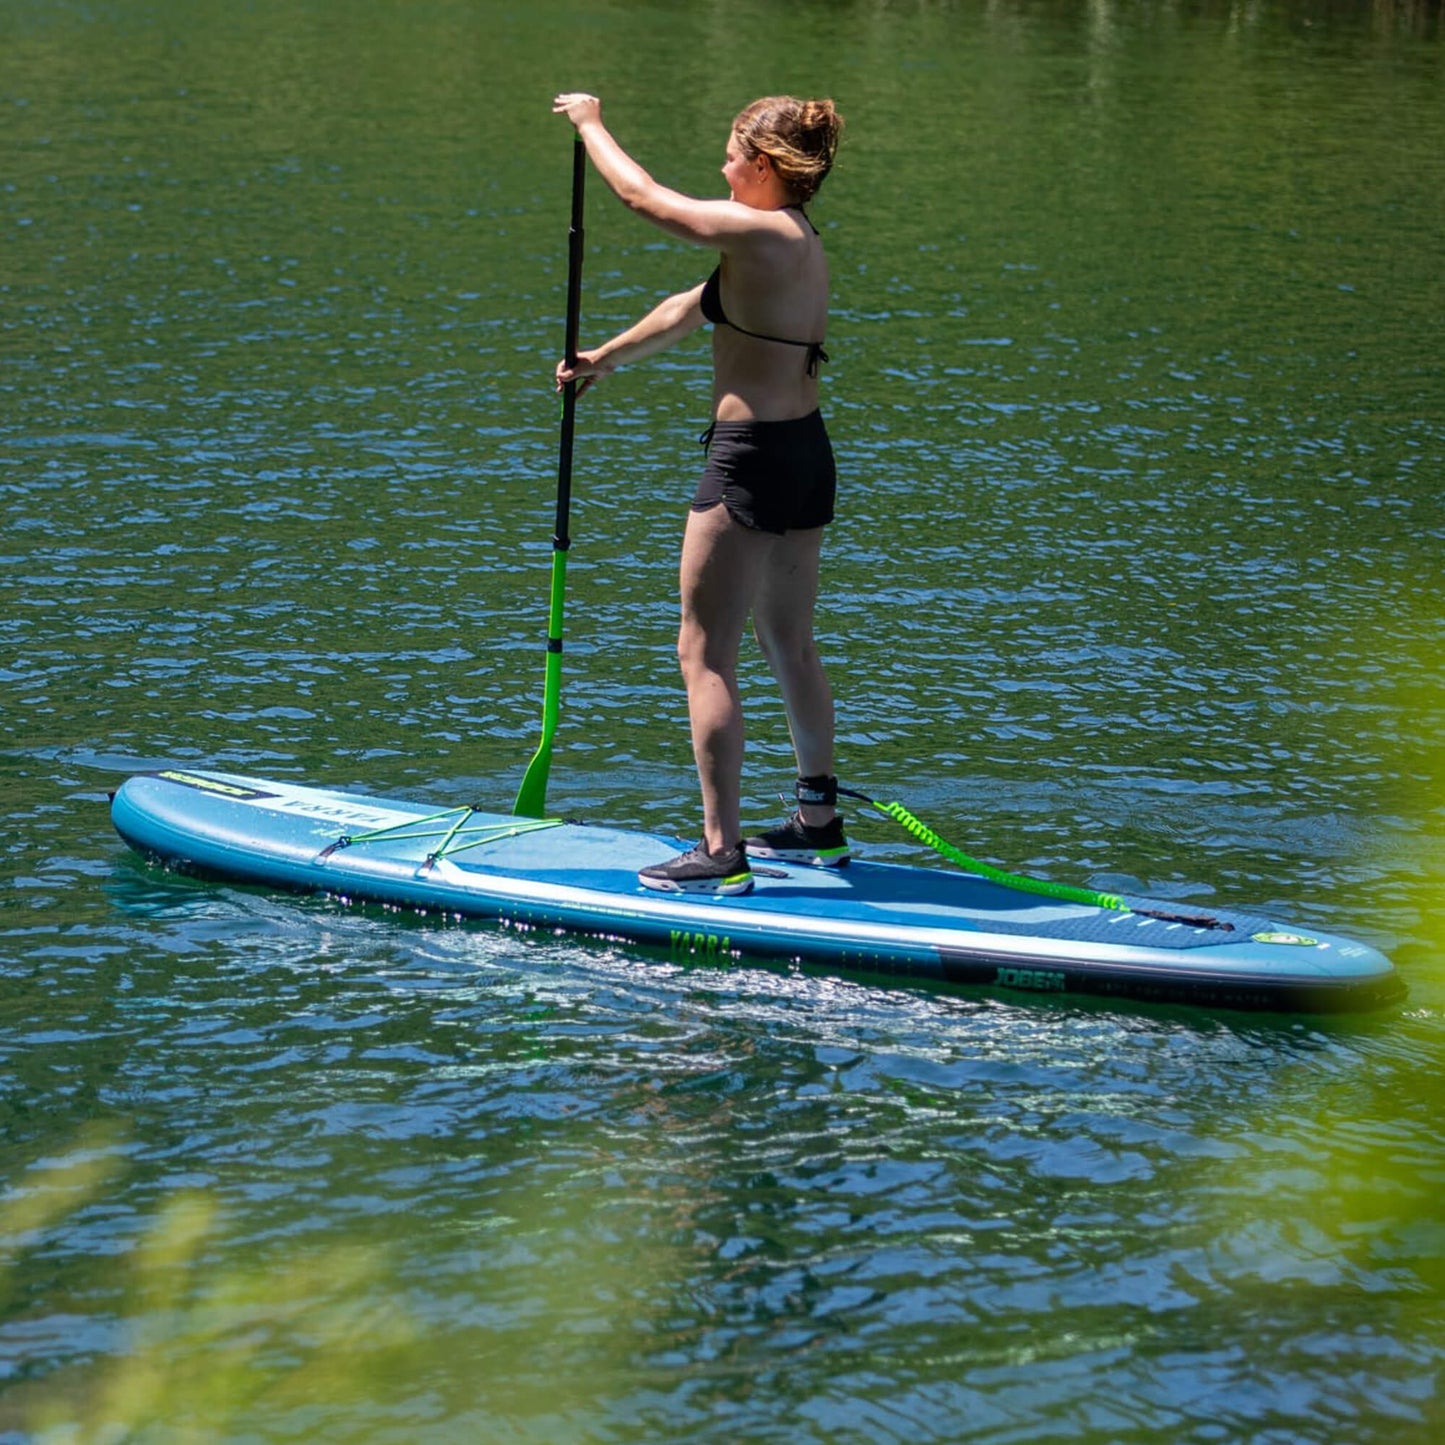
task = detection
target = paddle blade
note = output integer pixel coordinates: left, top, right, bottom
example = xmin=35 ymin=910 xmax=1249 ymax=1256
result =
xmin=513 ymin=743 xmax=552 ymax=819
xmin=514 ymin=666 xmax=560 ymax=816
xmin=513 ymin=556 xmax=568 ymax=818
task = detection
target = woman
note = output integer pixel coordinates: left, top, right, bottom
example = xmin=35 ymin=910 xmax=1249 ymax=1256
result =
xmin=552 ymin=92 xmax=847 ymax=895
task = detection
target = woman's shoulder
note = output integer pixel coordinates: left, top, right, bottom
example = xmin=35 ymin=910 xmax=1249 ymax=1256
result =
xmin=718 ymin=205 xmax=822 ymax=267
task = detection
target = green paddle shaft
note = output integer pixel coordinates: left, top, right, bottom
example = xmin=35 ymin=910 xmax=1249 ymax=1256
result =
xmin=515 ymin=138 xmax=586 ymax=819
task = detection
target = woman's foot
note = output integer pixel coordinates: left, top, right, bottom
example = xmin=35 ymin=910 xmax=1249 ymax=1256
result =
xmin=744 ymin=812 xmax=850 ymax=868
xmin=639 ymin=841 xmax=754 ymax=895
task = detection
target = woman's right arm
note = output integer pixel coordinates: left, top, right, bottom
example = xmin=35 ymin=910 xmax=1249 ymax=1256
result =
xmin=557 ymin=283 xmax=705 ymax=395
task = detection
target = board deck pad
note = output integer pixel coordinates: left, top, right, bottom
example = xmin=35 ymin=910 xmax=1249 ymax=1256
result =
xmin=110 ymin=770 xmax=1404 ymax=1014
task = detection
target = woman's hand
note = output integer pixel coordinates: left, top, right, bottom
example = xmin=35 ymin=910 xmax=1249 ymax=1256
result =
xmin=552 ymin=92 xmax=602 ymax=130
xmin=555 ymin=350 xmax=613 ymax=398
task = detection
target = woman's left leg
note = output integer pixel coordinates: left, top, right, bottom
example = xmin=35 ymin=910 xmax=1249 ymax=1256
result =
xmin=751 ymin=525 xmax=836 ymax=826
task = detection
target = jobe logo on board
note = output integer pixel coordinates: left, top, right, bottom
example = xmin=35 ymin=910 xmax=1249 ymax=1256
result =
xmin=994 ymin=966 xmax=1067 ymax=992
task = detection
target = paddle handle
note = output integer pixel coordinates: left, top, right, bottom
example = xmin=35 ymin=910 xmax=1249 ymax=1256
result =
xmin=554 ymin=137 xmax=586 ymax=552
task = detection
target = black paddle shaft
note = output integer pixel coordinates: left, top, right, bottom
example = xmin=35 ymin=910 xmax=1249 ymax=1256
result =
xmin=554 ymin=137 xmax=586 ymax=552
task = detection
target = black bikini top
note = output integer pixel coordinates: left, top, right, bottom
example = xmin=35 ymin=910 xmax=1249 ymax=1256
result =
xmin=700 ymin=206 xmax=829 ymax=377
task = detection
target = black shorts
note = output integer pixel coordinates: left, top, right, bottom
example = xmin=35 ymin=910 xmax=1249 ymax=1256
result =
xmin=691 ymin=410 xmax=837 ymax=535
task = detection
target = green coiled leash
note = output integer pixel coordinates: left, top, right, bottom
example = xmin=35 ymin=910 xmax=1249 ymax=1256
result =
xmin=837 ymin=787 xmax=1231 ymax=929
xmin=838 ymin=786 xmax=1129 ymax=912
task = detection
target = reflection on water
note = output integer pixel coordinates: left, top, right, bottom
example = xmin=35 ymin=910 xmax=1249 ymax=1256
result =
xmin=2 ymin=0 xmax=1443 ymax=1440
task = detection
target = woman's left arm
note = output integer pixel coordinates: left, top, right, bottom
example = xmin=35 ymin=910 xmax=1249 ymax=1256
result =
xmin=557 ymin=283 xmax=706 ymax=396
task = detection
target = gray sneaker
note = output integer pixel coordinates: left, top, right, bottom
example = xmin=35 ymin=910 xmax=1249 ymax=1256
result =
xmin=744 ymin=812 xmax=850 ymax=868
xmin=639 ymin=841 xmax=754 ymax=895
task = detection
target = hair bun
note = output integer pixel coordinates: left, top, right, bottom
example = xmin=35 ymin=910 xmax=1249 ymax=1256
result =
xmin=734 ymin=95 xmax=845 ymax=203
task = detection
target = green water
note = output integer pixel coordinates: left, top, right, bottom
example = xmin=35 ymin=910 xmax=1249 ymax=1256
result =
xmin=3 ymin=1 xmax=1443 ymax=1440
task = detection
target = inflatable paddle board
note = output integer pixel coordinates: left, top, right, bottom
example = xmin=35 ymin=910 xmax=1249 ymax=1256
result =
xmin=110 ymin=769 xmax=1404 ymax=1014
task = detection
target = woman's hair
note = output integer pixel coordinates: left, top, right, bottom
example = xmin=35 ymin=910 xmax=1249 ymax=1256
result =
xmin=732 ymin=96 xmax=844 ymax=204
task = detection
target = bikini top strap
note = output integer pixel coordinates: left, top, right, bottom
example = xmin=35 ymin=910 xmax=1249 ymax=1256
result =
xmin=783 ymin=202 xmax=819 ymax=235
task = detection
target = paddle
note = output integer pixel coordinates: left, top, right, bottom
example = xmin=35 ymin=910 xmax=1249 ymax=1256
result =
xmin=514 ymin=137 xmax=586 ymax=819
